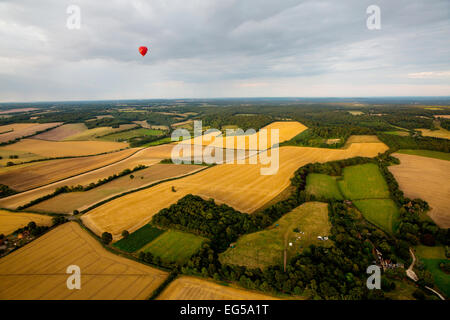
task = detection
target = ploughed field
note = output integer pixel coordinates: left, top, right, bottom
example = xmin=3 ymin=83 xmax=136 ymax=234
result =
xmin=157 ymin=276 xmax=279 ymax=300
xmin=0 ymin=222 xmax=168 ymax=299
xmin=0 ymin=210 xmax=53 ymax=235
xmin=82 ymin=138 xmax=388 ymax=239
xmin=389 ymin=153 xmax=450 ymax=228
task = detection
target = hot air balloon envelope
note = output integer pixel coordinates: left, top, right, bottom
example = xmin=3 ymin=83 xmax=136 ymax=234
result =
xmin=139 ymin=46 xmax=148 ymax=56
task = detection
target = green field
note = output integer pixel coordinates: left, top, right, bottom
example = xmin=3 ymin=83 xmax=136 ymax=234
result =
xmin=353 ymin=199 xmax=399 ymax=234
xmin=113 ymin=224 xmax=165 ymax=252
xmin=140 ymin=230 xmax=206 ymax=264
xmin=305 ymin=174 xmax=343 ymax=200
xmin=140 ymin=136 xmax=174 ymax=147
xmin=397 ymin=149 xmax=450 ymax=161
xmin=338 ymin=163 xmax=390 ymax=199
xmin=305 ymin=163 xmax=399 ymax=234
xmin=219 ymin=202 xmax=331 ymax=269
xmin=101 ymin=128 xmax=163 ymax=141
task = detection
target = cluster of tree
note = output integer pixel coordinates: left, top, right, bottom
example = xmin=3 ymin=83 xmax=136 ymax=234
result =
xmin=52 ymin=216 xmax=68 ymax=226
xmin=440 ymin=118 xmax=450 ymax=131
xmin=377 ymin=133 xmax=450 ymax=153
xmin=17 ymin=165 xmax=147 ymax=210
xmin=0 ymin=184 xmax=17 ymax=198
xmin=152 ymin=195 xmax=259 ymax=251
xmin=202 ymin=113 xmax=273 ymax=131
xmin=382 ymin=114 xmax=434 ymax=130
xmin=13 ymin=221 xmax=49 ymax=238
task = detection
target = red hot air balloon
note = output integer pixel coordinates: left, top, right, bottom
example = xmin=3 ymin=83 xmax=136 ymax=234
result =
xmin=139 ymin=46 xmax=148 ymax=56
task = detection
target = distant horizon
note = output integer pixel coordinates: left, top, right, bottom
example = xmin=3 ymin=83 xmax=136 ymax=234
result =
xmin=1 ymin=95 xmax=450 ymax=106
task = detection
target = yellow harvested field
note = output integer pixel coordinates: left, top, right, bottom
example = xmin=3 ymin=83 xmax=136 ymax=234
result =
xmin=32 ymin=123 xmax=88 ymax=141
xmin=434 ymin=115 xmax=450 ymax=119
xmin=345 ymin=135 xmax=383 ymax=144
xmin=1 ymin=138 xmax=128 ymax=158
xmin=389 ymin=153 xmax=450 ymax=228
xmin=0 ymin=210 xmax=53 ymax=235
xmin=64 ymin=124 xmax=137 ymax=141
xmin=29 ymin=164 xmax=204 ymax=214
xmin=179 ymin=121 xmax=307 ymax=150
xmin=82 ymin=140 xmax=388 ymax=239
xmin=0 ymin=123 xmax=62 ymax=143
xmin=0 ymin=222 xmax=168 ymax=300
xmin=418 ymin=128 xmax=450 ymax=140
xmin=157 ymin=276 xmax=278 ymax=300
xmin=0 ymin=148 xmax=138 ymax=192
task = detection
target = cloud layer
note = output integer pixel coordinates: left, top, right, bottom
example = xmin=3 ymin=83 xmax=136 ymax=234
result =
xmin=0 ymin=0 xmax=449 ymax=101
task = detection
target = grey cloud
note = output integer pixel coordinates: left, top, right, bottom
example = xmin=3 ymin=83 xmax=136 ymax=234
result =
xmin=0 ymin=0 xmax=449 ymax=101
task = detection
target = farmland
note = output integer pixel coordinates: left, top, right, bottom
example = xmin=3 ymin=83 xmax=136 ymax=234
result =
xmin=305 ymin=174 xmax=343 ymax=200
xmin=0 ymin=138 xmax=128 ymax=158
xmin=305 ymin=163 xmax=399 ymax=233
xmin=140 ymin=230 xmax=207 ymax=264
xmin=353 ymin=199 xmax=399 ymax=234
xmin=82 ymin=140 xmax=388 ymax=238
xmin=0 ymin=148 xmax=138 ymax=193
xmin=219 ymin=202 xmax=331 ymax=269
xmin=0 ymin=210 xmax=53 ymax=235
xmin=113 ymin=224 xmax=165 ymax=253
xmin=389 ymin=153 xmax=450 ymax=228
xmin=64 ymin=124 xmax=137 ymax=141
xmin=397 ymin=149 xmax=450 ymax=161
xmin=338 ymin=163 xmax=390 ymax=199
xmin=28 ymin=164 xmax=203 ymax=214
xmin=101 ymin=128 xmax=164 ymax=142
xmin=157 ymin=276 xmax=279 ymax=300
xmin=32 ymin=123 xmax=87 ymax=141
xmin=179 ymin=121 xmax=307 ymax=150
xmin=0 ymin=222 xmax=168 ymax=299
xmin=418 ymin=128 xmax=450 ymax=140
xmin=0 ymin=145 xmax=179 ymax=209
xmin=0 ymin=123 xmax=62 ymax=143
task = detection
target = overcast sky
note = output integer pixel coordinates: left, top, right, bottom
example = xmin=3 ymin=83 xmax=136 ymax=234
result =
xmin=0 ymin=0 xmax=449 ymax=102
